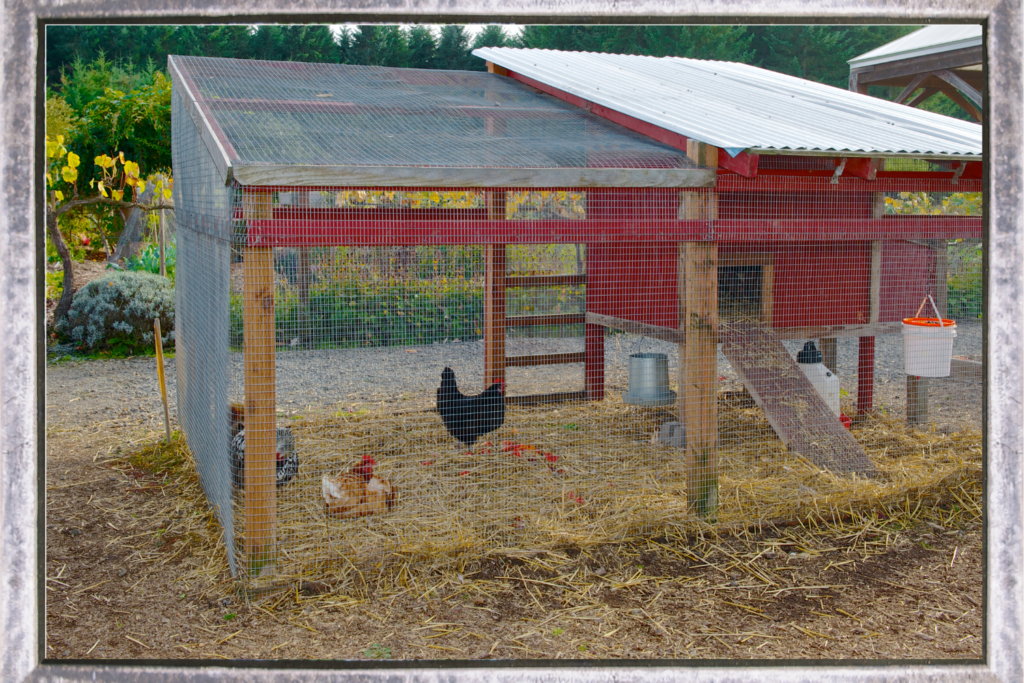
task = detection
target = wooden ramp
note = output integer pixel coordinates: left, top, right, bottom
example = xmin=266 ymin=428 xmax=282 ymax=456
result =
xmin=720 ymin=321 xmax=878 ymax=477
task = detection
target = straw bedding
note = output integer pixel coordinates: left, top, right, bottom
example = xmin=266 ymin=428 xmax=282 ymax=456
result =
xmin=229 ymin=392 xmax=982 ymax=584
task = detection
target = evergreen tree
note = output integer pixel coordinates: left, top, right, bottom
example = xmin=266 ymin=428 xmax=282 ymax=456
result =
xmin=518 ymin=25 xmax=607 ymax=52
xmin=336 ymin=26 xmax=355 ymax=64
xmin=597 ymin=25 xmax=754 ymax=61
xmin=406 ymin=25 xmax=437 ymax=69
xmin=278 ymin=25 xmax=340 ymax=62
xmin=748 ymin=25 xmax=918 ymax=88
xmin=434 ymin=25 xmax=474 ymax=70
xmin=376 ymin=25 xmax=410 ymax=67
xmin=351 ymin=25 xmax=409 ymax=66
xmin=472 ymin=24 xmax=510 ymax=49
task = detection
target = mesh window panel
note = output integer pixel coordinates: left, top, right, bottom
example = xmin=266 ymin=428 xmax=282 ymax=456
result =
xmin=171 ymin=56 xmax=982 ymax=586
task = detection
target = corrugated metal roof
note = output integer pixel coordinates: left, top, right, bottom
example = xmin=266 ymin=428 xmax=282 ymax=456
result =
xmin=473 ymin=47 xmax=981 ymax=159
xmin=848 ymin=25 xmax=982 ymax=68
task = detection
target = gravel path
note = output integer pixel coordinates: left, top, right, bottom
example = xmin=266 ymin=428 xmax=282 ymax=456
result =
xmin=47 ymin=321 xmax=982 ymax=432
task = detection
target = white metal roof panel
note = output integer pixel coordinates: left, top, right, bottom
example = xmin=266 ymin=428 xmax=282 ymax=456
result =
xmin=848 ymin=25 xmax=982 ymax=68
xmin=473 ymin=47 xmax=982 ymax=159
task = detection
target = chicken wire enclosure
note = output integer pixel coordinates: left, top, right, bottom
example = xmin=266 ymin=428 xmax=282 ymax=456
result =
xmin=170 ymin=54 xmax=983 ymax=584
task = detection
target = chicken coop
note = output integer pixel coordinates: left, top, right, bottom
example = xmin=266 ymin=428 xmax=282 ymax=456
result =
xmin=169 ymin=50 xmax=983 ymax=582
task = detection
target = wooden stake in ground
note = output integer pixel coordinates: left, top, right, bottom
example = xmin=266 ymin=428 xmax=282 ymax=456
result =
xmin=158 ymin=208 xmax=166 ymax=279
xmin=153 ymin=318 xmax=171 ymax=445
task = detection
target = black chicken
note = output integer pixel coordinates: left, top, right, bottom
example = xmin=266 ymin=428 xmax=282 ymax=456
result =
xmin=436 ymin=367 xmax=506 ymax=453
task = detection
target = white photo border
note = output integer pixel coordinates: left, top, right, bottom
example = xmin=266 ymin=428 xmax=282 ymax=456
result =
xmin=2 ymin=2 xmax=1018 ymax=681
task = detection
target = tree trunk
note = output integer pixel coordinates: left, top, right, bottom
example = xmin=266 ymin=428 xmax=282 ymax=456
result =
xmin=47 ymin=209 xmax=75 ymax=326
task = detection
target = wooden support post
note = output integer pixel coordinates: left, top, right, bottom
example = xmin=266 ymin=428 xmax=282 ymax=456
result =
xmin=857 ymin=241 xmax=882 ymax=416
xmin=907 ymin=375 xmax=929 ymax=426
xmin=760 ymin=260 xmax=774 ymax=325
xmin=243 ymin=245 xmax=277 ymax=577
xmin=819 ymin=338 xmax=838 ymax=374
xmin=585 ymin=323 xmax=605 ymax=400
xmin=906 ymin=239 xmax=947 ymax=427
xmin=857 ymin=337 xmax=876 ymax=416
xmin=680 ymin=242 xmax=719 ymax=519
xmin=484 ymin=191 xmax=507 ymax=389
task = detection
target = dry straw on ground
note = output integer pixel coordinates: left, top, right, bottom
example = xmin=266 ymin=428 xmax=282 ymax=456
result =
xmin=157 ymin=391 xmax=986 ymax=591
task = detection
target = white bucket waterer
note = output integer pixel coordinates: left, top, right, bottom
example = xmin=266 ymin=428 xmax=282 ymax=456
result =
xmin=902 ymin=294 xmax=957 ymax=377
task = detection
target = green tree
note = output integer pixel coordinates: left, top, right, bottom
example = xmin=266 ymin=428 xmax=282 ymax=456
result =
xmin=55 ymin=54 xmax=157 ymax=113
xmin=72 ymin=70 xmax=173 ymax=181
xmin=472 ymin=24 xmax=511 ymax=49
xmin=518 ymin=25 xmax=608 ymax=52
xmin=336 ymin=26 xmax=356 ymax=64
xmin=434 ymin=25 xmax=474 ymax=70
xmin=45 ymin=136 xmax=172 ymax=324
xmin=407 ymin=25 xmax=437 ymax=69
xmin=749 ymin=25 xmax=918 ymax=87
xmin=351 ymin=25 xmax=409 ymax=67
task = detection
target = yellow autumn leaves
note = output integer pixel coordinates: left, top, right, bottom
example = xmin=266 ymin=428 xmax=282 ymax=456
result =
xmin=884 ymin=191 xmax=982 ymax=216
xmin=46 ymin=134 xmax=172 ymax=207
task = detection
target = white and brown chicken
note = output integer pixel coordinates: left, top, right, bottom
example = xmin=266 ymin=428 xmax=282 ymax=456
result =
xmin=322 ymin=455 xmax=397 ymax=518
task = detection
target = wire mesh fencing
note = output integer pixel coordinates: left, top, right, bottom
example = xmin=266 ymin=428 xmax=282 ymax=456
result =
xmin=172 ymin=180 xmax=982 ymax=583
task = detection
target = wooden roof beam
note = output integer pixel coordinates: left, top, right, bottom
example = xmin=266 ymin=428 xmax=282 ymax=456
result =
xmin=894 ymin=72 xmax=932 ymax=104
xmin=940 ymin=88 xmax=983 ymax=122
xmin=850 ymin=46 xmax=983 ymax=86
xmin=907 ymin=87 xmax=941 ymax=108
xmin=934 ymin=69 xmax=983 ymax=107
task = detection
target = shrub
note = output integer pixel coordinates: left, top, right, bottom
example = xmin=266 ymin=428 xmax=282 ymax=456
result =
xmin=229 ymin=277 xmax=484 ymax=350
xmin=57 ymin=271 xmax=174 ymax=354
xmin=125 ymin=240 xmax=176 ymax=282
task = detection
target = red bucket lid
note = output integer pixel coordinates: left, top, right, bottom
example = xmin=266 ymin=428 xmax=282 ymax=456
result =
xmin=903 ymin=317 xmax=956 ymax=327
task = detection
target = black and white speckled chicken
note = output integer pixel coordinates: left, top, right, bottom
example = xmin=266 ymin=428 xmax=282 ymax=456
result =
xmin=228 ymin=403 xmax=299 ymax=489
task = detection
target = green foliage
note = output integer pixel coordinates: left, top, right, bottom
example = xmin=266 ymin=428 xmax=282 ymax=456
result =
xmin=46 ymin=270 xmax=65 ymax=300
xmin=352 ymin=25 xmax=410 ymax=67
xmin=125 ymin=241 xmax=176 ymax=282
xmin=947 ymin=241 xmax=983 ymax=320
xmin=472 ymin=25 xmax=513 ymax=53
xmin=47 ymin=212 xmax=95 ymax=262
xmin=56 ymin=271 xmax=174 ymax=354
xmin=434 ymin=25 xmax=476 ymax=70
xmin=948 ymin=269 xmax=983 ymax=320
xmin=363 ymin=643 xmax=392 ymax=659
xmin=231 ymin=276 xmax=484 ymax=351
xmin=406 ymin=26 xmax=437 ymax=69
xmin=48 ymin=23 xmax=930 ymax=100
xmin=72 ymin=70 xmax=173 ymax=180
xmin=250 ymin=25 xmax=339 ymax=63
xmin=884 ymin=192 xmax=982 ymax=216
xmin=54 ymin=53 xmax=158 ymax=112
xmin=45 ymin=95 xmax=78 ymax=140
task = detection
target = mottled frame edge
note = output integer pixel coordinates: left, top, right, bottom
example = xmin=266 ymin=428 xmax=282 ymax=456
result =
xmin=1 ymin=2 xmax=1018 ymax=683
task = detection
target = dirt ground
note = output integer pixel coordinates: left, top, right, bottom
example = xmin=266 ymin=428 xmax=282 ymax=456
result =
xmin=44 ymin=361 xmax=983 ymax=662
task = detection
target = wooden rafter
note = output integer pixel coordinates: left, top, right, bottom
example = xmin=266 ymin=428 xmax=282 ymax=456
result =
xmin=933 ymin=69 xmax=983 ymax=106
xmin=907 ymin=87 xmax=941 ymax=108
xmin=940 ymin=88 xmax=983 ymax=122
xmin=894 ymin=72 xmax=932 ymax=104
